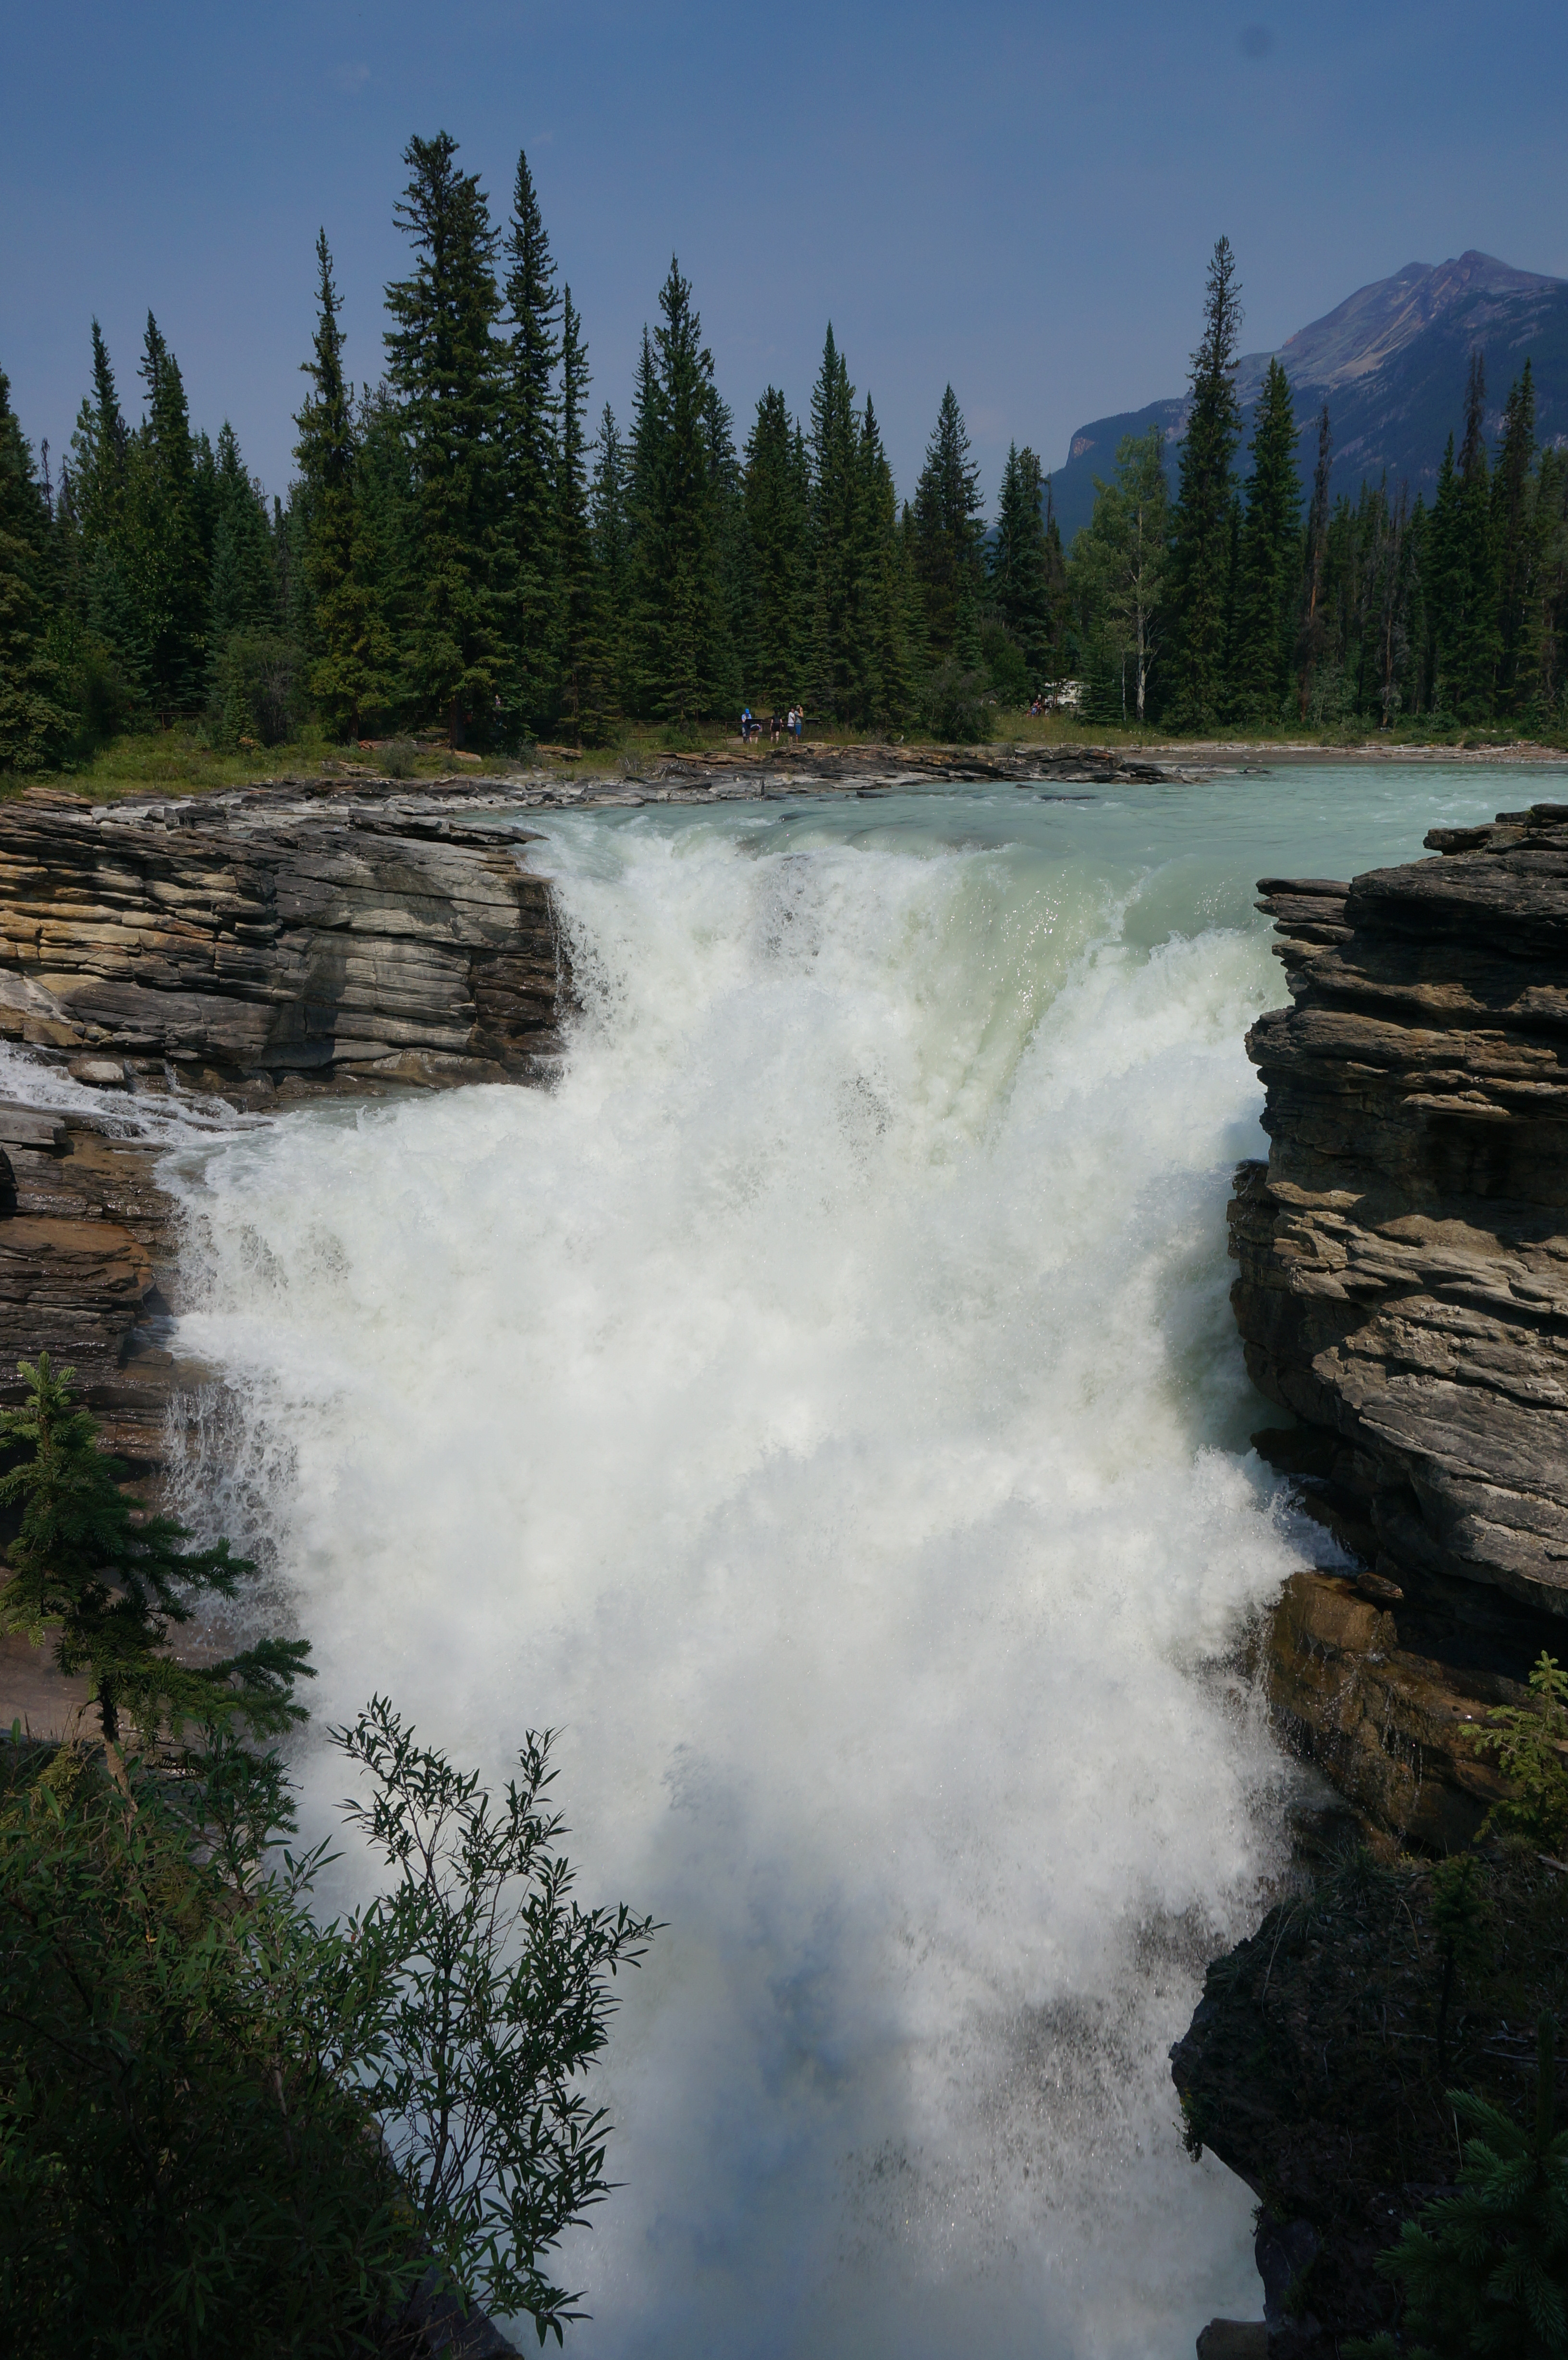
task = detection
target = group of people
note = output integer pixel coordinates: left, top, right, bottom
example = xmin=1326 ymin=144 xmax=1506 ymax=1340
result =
xmin=740 ymin=705 xmax=806 ymax=745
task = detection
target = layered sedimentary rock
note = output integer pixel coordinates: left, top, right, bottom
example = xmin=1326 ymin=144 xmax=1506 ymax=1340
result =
xmin=1230 ymin=800 xmax=1568 ymax=1844
xmin=0 ymin=788 xmax=567 ymax=1101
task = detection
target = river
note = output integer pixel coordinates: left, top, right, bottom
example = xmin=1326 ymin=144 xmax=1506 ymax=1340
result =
xmin=162 ymin=762 xmax=1528 ymax=2358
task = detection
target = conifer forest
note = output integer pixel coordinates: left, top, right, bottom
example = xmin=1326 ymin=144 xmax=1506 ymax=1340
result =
xmin=4 ymin=144 xmax=1568 ymax=772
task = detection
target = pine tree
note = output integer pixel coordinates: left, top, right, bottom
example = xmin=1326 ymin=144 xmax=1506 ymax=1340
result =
xmin=0 ymin=1354 xmax=311 ymax=1752
xmin=295 ymin=230 xmax=392 ymax=742
xmin=628 ymin=258 xmax=732 ymax=727
xmin=1295 ymin=402 xmax=1332 ymax=719
xmin=808 ymin=326 xmax=861 ymax=719
xmin=1041 ymin=479 xmax=1069 ymax=682
xmin=208 ymin=422 xmax=276 ymax=648
xmin=499 ymin=148 xmax=560 ymax=736
xmin=0 ymin=372 xmax=68 ymax=770
xmin=385 ymin=133 xmax=505 ymax=747
xmin=1228 ymin=358 xmax=1302 ymax=722
xmin=853 ymin=396 xmax=908 ymax=727
xmin=554 ymin=287 xmax=600 ymax=743
xmin=70 ymin=320 xmax=129 ymax=552
xmin=588 ymin=403 xmax=628 ymax=721
xmin=988 ymin=443 xmax=1051 ymax=686
xmin=1494 ymin=361 xmax=1542 ymax=714
xmin=1447 ymin=352 xmax=1499 ymax=720
xmin=912 ymin=384 xmax=984 ymax=657
xmin=743 ymin=387 xmax=808 ymax=712
xmin=1167 ymin=237 xmax=1244 ymax=729
xmin=126 ymin=314 xmax=207 ymax=714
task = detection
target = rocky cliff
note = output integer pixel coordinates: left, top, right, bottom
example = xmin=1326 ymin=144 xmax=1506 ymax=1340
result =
xmin=1229 ymin=799 xmax=1568 ymax=1848
xmin=0 ymin=786 xmax=567 ymax=1104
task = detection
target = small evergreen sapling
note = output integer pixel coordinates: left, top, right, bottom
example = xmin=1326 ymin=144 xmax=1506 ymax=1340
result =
xmin=0 ymin=1353 xmax=311 ymax=1752
xmin=1472 ymin=1651 xmax=1568 ymax=1855
xmin=1347 ymin=2016 xmax=1568 ymax=2360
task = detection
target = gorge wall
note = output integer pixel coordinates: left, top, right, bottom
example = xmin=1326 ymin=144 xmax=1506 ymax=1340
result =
xmin=1229 ymin=799 xmax=1568 ymax=1850
xmin=0 ymin=778 xmax=573 ymax=1468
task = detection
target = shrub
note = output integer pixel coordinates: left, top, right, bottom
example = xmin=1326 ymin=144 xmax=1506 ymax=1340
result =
xmin=1473 ymin=1652 xmax=1568 ymax=1854
xmin=1346 ymin=2016 xmax=1568 ymax=2360
xmin=379 ymin=737 xmax=421 ymax=779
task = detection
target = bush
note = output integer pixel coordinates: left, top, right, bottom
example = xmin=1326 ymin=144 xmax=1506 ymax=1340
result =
xmin=923 ymin=659 xmax=993 ymax=743
xmin=1473 ymin=1652 xmax=1568 ymax=1854
xmin=379 ymin=737 xmax=421 ymax=779
xmin=0 ymin=1704 xmax=656 ymax=2355
xmin=0 ymin=1737 xmax=422 ymax=2358
xmin=1346 ymin=2017 xmax=1568 ymax=2360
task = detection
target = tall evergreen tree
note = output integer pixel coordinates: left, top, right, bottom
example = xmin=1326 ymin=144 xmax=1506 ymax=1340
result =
xmin=1493 ymin=361 xmax=1542 ymax=713
xmin=808 ymin=326 xmax=861 ymax=719
xmin=384 ymin=131 xmax=504 ymax=746
xmin=987 ymin=443 xmax=1051 ymax=685
xmin=628 ymin=258 xmax=731 ymax=726
xmin=1166 ymin=236 xmax=1244 ymax=728
xmin=499 ymin=148 xmax=560 ymax=735
xmin=588 ymin=402 xmax=628 ymax=718
xmin=1228 ymin=357 xmax=1301 ymax=722
xmin=1445 ymin=353 xmax=1500 ymax=720
xmin=853 ymin=395 xmax=911 ymax=727
xmin=294 ymin=230 xmax=392 ymax=740
xmin=70 ymin=320 xmax=129 ymax=552
xmin=554 ymin=288 xmax=600 ymax=742
xmin=127 ymin=314 xmax=207 ymax=713
xmin=743 ymin=387 xmax=808 ymax=711
xmin=207 ymin=422 xmax=276 ymax=650
xmin=0 ymin=372 xmax=67 ymax=770
xmin=1295 ymin=401 xmax=1332 ymax=719
xmin=912 ymin=384 xmax=984 ymax=657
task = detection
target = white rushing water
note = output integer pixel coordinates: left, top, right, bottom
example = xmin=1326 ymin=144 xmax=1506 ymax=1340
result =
xmin=155 ymin=764 xmax=1526 ymax=2357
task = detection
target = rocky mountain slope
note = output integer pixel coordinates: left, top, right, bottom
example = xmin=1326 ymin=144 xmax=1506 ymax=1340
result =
xmin=1051 ymin=251 xmax=1568 ymax=541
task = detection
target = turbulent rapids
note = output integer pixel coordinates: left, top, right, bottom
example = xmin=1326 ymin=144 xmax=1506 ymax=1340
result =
xmin=159 ymin=768 xmax=1511 ymax=2358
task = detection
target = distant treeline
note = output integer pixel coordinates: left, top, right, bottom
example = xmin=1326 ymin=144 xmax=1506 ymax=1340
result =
xmin=2 ymin=156 xmax=1567 ymax=769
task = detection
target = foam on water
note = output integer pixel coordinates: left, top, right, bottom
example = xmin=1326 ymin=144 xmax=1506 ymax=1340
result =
xmin=158 ymin=768 xmax=1521 ymax=2356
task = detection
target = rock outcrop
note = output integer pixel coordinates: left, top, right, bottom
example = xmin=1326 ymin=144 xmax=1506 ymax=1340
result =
xmin=1229 ymin=800 xmax=1568 ymax=1844
xmin=0 ymin=788 xmax=567 ymax=1103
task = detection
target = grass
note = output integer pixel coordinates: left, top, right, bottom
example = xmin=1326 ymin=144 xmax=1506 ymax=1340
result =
xmin=9 ymin=710 xmax=1568 ymax=806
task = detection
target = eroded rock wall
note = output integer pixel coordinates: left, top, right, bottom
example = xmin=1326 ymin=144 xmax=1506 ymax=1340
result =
xmin=1234 ymin=801 xmax=1568 ymax=1617
xmin=0 ymin=791 xmax=567 ymax=1101
xmin=1232 ymin=799 xmax=1568 ymax=1844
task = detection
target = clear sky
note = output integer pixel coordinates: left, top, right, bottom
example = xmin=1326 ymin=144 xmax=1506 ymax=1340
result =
xmin=4 ymin=0 xmax=1565 ymax=513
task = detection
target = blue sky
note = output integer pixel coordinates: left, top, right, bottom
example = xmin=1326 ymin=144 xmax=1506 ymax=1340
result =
xmin=4 ymin=0 xmax=1565 ymax=510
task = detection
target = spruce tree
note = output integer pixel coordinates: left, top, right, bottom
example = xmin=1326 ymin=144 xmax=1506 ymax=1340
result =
xmin=912 ymin=384 xmax=984 ymax=657
xmin=0 ymin=372 xmax=67 ymax=770
xmin=385 ymin=132 xmax=505 ymax=747
xmin=808 ymin=326 xmax=860 ymax=720
xmin=0 ymin=1354 xmax=311 ymax=1752
xmin=628 ymin=258 xmax=731 ymax=727
xmin=743 ymin=387 xmax=808 ymax=712
xmin=295 ymin=229 xmax=392 ymax=741
xmin=1494 ymin=361 xmax=1542 ymax=714
xmin=853 ymin=396 xmax=909 ymax=728
xmin=1295 ymin=402 xmax=1332 ymax=719
xmin=127 ymin=314 xmax=207 ymax=715
xmin=988 ymin=443 xmax=1051 ymax=686
xmin=1166 ymin=237 xmax=1244 ymax=729
xmin=1228 ymin=357 xmax=1301 ymax=723
xmin=208 ymin=422 xmax=276 ymax=649
xmin=588 ymin=403 xmax=628 ymax=720
xmin=499 ymin=148 xmax=560 ymax=736
xmin=554 ymin=288 xmax=600 ymax=743
xmin=1447 ymin=353 xmax=1500 ymax=720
